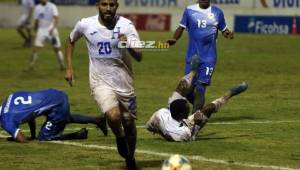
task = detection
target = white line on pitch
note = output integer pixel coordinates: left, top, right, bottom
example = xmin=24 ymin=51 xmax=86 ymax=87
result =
xmin=15 ymin=120 xmax=300 ymax=133
xmin=48 ymin=140 xmax=299 ymax=170
xmin=0 ymin=133 xmax=298 ymax=170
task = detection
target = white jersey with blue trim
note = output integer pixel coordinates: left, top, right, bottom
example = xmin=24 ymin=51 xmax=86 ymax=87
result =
xmin=34 ymin=2 xmax=59 ymax=30
xmin=180 ymin=4 xmax=227 ymax=64
xmin=69 ymin=15 xmax=141 ymax=93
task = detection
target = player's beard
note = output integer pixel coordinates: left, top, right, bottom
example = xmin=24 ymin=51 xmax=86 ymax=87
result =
xmin=100 ymin=12 xmax=116 ymax=24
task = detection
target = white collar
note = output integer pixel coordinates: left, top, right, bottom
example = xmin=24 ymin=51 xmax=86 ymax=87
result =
xmin=0 ymin=106 xmax=2 ymax=115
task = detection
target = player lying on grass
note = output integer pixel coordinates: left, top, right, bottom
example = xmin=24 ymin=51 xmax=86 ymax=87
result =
xmin=0 ymin=89 xmax=107 ymax=142
xmin=146 ymin=60 xmax=248 ymax=141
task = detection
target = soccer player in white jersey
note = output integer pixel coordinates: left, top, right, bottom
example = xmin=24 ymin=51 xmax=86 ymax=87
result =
xmin=146 ymin=57 xmax=248 ymax=141
xmin=167 ymin=0 xmax=234 ymax=114
xmin=17 ymin=0 xmax=35 ymax=47
xmin=64 ymin=0 xmax=142 ymax=169
xmin=27 ymin=0 xmax=65 ymax=71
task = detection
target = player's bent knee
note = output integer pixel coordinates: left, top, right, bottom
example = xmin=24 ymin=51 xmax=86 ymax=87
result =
xmin=106 ymin=107 xmax=122 ymax=123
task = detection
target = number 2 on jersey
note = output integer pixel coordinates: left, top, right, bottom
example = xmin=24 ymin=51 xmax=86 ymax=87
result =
xmin=205 ymin=67 xmax=214 ymax=76
xmin=14 ymin=96 xmax=32 ymax=105
xmin=97 ymin=42 xmax=112 ymax=55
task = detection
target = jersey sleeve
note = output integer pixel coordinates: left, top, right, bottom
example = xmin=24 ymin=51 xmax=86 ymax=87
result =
xmin=126 ymin=22 xmax=142 ymax=48
xmin=69 ymin=20 xmax=84 ymax=43
xmin=52 ymin=4 xmax=59 ymax=17
xmin=217 ymin=10 xmax=227 ymax=32
xmin=1 ymin=115 xmax=20 ymax=139
xmin=179 ymin=8 xmax=189 ymax=29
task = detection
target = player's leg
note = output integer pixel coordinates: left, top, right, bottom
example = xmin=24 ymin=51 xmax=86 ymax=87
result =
xmin=69 ymin=113 xmax=107 ymax=136
xmin=25 ymin=26 xmax=32 ymax=46
xmin=27 ymin=46 xmax=40 ymax=70
xmin=119 ymin=95 xmax=138 ymax=169
xmin=189 ymin=82 xmax=248 ymax=139
xmin=93 ymin=87 xmax=130 ymax=159
xmin=16 ymin=26 xmax=29 ymax=46
xmin=26 ymin=30 xmax=46 ymax=70
xmin=51 ymin=30 xmax=65 ymax=70
xmin=175 ymin=54 xmax=200 ymax=97
xmin=192 ymin=83 xmax=206 ymax=113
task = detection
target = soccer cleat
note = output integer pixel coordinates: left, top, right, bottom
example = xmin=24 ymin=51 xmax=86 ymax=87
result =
xmin=190 ymin=54 xmax=200 ymax=71
xmin=74 ymin=128 xmax=88 ymax=139
xmin=228 ymin=82 xmax=248 ymax=98
xmin=126 ymin=158 xmax=137 ymax=170
xmin=96 ymin=115 xmax=108 ymax=136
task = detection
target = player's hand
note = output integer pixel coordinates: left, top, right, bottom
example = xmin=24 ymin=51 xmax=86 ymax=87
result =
xmin=65 ymin=68 xmax=74 ymax=87
xmin=222 ymin=29 xmax=234 ymax=39
xmin=118 ymin=34 xmax=127 ymax=41
xmin=166 ymin=38 xmax=177 ymax=46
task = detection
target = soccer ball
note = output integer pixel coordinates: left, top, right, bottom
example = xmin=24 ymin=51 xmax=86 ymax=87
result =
xmin=162 ymin=154 xmax=192 ymax=170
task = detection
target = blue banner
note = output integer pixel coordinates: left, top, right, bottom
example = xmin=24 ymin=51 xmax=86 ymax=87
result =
xmin=234 ymin=15 xmax=300 ymax=34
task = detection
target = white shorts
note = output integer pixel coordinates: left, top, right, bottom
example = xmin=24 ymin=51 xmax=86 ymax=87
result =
xmin=93 ymin=86 xmax=137 ymax=115
xmin=17 ymin=14 xmax=31 ymax=28
xmin=34 ymin=28 xmax=61 ymax=48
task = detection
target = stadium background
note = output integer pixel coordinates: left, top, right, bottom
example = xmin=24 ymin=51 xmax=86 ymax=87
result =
xmin=0 ymin=0 xmax=300 ymax=169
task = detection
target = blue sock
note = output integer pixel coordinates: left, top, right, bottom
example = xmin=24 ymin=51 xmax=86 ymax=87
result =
xmin=192 ymin=83 xmax=206 ymax=112
xmin=70 ymin=113 xmax=96 ymax=124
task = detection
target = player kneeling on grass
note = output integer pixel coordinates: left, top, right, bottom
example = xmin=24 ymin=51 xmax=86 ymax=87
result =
xmin=146 ymin=62 xmax=248 ymax=141
xmin=0 ymin=89 xmax=107 ymax=142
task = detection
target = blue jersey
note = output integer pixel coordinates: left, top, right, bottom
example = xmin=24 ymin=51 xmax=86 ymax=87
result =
xmin=180 ymin=4 xmax=227 ymax=65
xmin=0 ymin=89 xmax=69 ymax=138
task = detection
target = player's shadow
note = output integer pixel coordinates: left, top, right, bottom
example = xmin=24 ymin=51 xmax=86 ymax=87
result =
xmin=210 ymin=115 xmax=258 ymax=122
xmin=195 ymin=132 xmax=251 ymax=141
xmin=137 ymin=160 xmax=164 ymax=169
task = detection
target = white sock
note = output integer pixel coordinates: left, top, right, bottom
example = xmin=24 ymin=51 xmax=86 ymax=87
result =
xmin=56 ymin=51 xmax=65 ymax=68
xmin=212 ymin=97 xmax=227 ymax=112
xmin=30 ymin=53 xmax=38 ymax=67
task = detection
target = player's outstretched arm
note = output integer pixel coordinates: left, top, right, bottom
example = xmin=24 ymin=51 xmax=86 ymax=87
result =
xmin=64 ymin=38 xmax=75 ymax=86
xmin=166 ymin=26 xmax=185 ymax=46
xmin=222 ymin=28 xmax=234 ymax=39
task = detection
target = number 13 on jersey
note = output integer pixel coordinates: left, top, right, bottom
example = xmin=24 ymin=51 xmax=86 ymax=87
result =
xmin=197 ymin=19 xmax=207 ymax=28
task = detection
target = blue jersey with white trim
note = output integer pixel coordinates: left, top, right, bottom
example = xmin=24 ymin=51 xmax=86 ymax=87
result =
xmin=0 ymin=89 xmax=67 ymax=138
xmin=180 ymin=4 xmax=227 ymax=64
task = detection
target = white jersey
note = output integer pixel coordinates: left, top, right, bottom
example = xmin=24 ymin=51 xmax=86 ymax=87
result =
xmin=34 ymin=2 xmax=58 ymax=30
xmin=21 ymin=0 xmax=34 ymax=16
xmin=149 ymin=108 xmax=191 ymax=142
xmin=69 ymin=15 xmax=141 ymax=92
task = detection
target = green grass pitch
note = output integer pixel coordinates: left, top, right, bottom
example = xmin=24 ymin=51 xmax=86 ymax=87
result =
xmin=0 ymin=28 xmax=300 ymax=170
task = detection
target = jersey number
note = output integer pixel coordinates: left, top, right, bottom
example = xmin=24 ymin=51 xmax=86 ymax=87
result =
xmin=14 ymin=96 xmax=32 ymax=105
xmin=97 ymin=42 xmax=112 ymax=55
xmin=45 ymin=121 xmax=53 ymax=130
xmin=206 ymin=67 xmax=214 ymax=76
xmin=197 ymin=19 xmax=207 ymax=28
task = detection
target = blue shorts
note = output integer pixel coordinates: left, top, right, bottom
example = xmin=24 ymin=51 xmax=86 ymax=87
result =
xmin=185 ymin=62 xmax=215 ymax=85
xmin=38 ymin=94 xmax=71 ymax=141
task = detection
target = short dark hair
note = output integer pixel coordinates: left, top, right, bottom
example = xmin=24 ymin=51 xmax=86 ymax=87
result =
xmin=169 ymin=99 xmax=190 ymax=121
